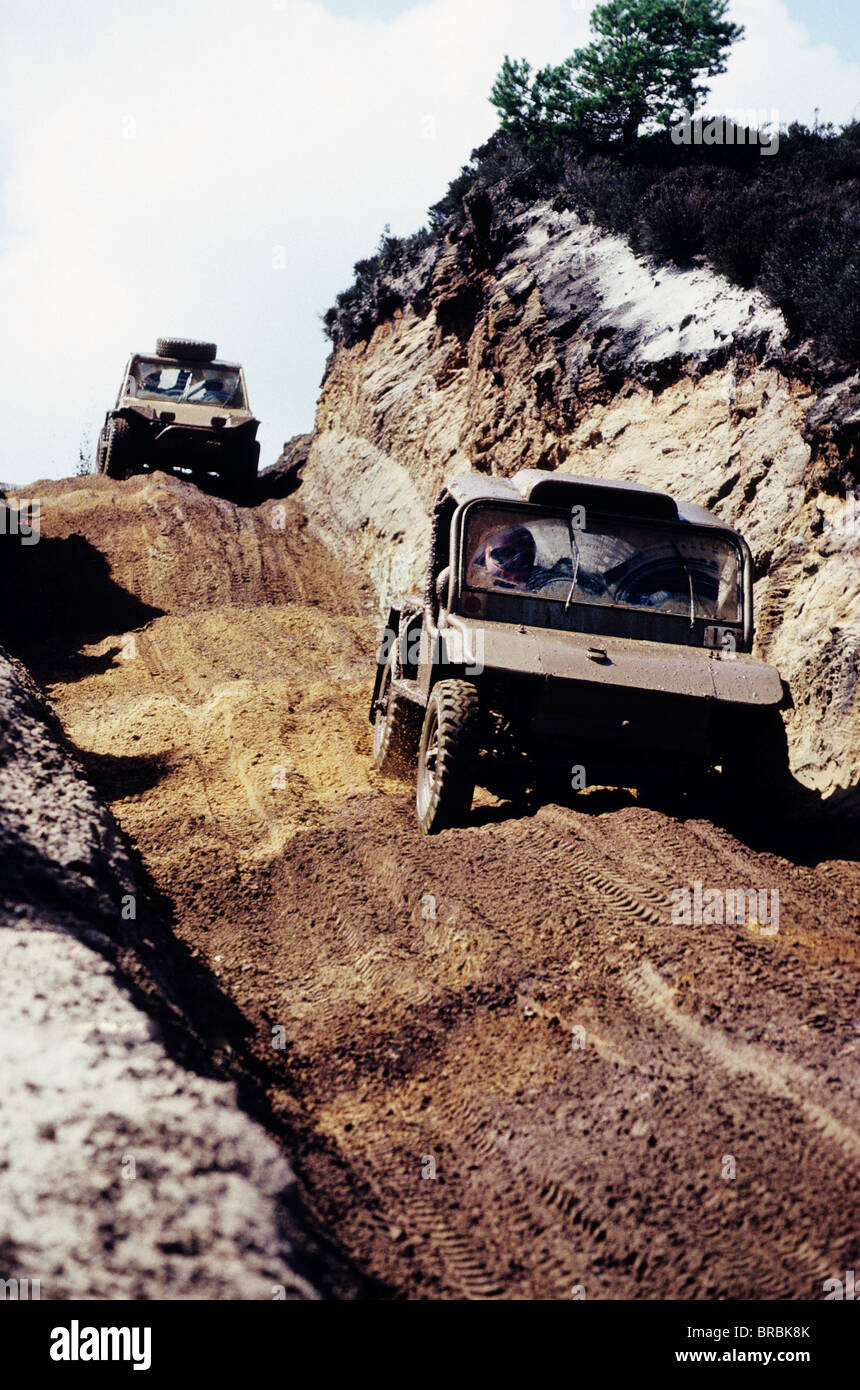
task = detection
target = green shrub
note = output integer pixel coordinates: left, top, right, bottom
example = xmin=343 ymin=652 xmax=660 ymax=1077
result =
xmin=634 ymin=167 xmax=718 ymax=263
xmin=324 ymin=122 xmax=860 ymax=366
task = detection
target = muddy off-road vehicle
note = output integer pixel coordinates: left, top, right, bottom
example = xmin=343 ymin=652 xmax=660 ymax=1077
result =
xmin=371 ymin=470 xmax=792 ymax=834
xmin=96 ymin=338 xmax=260 ymax=494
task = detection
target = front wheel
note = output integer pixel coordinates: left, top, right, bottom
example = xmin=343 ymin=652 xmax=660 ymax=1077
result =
xmin=719 ymin=706 xmax=792 ymax=816
xmin=101 ymin=418 xmax=136 ymax=480
xmin=232 ymin=441 xmax=260 ymax=503
xmin=416 ymin=680 xmax=480 ymax=835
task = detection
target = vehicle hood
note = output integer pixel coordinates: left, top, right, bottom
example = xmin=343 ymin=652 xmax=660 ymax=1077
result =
xmin=444 ymin=617 xmax=784 ymax=707
xmin=119 ymin=397 xmax=257 ymax=429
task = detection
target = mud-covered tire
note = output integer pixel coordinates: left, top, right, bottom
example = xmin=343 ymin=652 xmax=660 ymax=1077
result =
xmin=156 ymin=337 xmax=217 ymax=362
xmin=720 ymin=706 xmax=792 ymax=813
xmin=101 ymin=417 xmax=136 ymax=480
xmin=416 ymin=679 xmax=480 ymax=835
xmin=233 ymin=441 xmax=260 ymax=503
xmin=372 ymin=663 xmax=421 ymax=776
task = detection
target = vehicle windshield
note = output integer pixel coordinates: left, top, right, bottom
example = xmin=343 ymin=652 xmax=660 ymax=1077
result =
xmin=128 ymin=360 xmax=244 ymax=407
xmin=464 ymin=506 xmax=741 ymax=622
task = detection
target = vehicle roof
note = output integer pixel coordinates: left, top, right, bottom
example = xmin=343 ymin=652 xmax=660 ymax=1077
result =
xmin=443 ymin=469 xmax=735 ymax=533
xmin=129 ymin=352 xmax=244 ymax=371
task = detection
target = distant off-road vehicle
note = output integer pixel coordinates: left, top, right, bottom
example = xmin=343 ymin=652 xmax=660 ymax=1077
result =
xmin=371 ymin=470 xmax=792 ymax=834
xmin=96 ymin=338 xmax=260 ymax=495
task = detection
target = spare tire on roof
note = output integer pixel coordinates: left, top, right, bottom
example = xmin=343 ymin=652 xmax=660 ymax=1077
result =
xmin=156 ymin=337 xmax=217 ymax=362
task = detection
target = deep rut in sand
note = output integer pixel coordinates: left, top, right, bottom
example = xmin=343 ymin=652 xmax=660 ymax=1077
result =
xmin=9 ymin=472 xmax=860 ymax=1300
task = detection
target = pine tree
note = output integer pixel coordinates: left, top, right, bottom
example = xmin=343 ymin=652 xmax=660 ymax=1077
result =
xmin=490 ymin=57 xmax=539 ymax=133
xmin=490 ymin=0 xmax=744 ymax=145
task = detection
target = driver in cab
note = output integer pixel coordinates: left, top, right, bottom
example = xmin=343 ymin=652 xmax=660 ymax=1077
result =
xmin=471 ymin=524 xmax=577 ymax=598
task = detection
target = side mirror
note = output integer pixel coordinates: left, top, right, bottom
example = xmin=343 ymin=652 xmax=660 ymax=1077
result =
xmin=435 ymin=567 xmax=451 ymax=607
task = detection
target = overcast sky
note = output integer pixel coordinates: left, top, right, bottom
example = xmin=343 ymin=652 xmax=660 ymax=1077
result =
xmin=1 ymin=0 xmax=858 ymax=488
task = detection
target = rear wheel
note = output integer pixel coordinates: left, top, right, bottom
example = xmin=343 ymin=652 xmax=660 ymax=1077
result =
xmin=372 ymin=663 xmax=421 ymax=777
xmin=416 ymin=679 xmax=480 ymax=835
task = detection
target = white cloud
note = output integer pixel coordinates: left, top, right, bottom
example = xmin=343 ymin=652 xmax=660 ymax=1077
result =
xmin=0 ymin=0 xmax=857 ymax=486
xmin=712 ymin=0 xmax=860 ymax=128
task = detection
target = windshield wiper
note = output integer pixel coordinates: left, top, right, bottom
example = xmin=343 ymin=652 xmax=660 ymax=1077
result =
xmin=668 ymin=538 xmax=696 ymax=629
xmin=564 ymin=516 xmax=583 ymax=614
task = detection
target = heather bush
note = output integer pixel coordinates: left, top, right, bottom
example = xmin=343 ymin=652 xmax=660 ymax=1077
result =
xmin=325 ymin=122 xmax=860 ymax=367
xmin=633 ymin=167 xmax=718 ymax=263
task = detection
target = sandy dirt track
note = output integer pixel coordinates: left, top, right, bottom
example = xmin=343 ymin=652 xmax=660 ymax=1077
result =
xmin=11 ymin=472 xmax=860 ymax=1300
